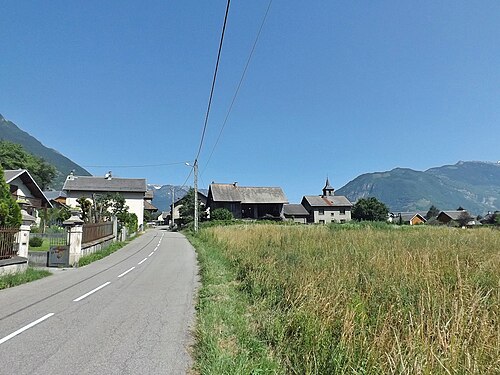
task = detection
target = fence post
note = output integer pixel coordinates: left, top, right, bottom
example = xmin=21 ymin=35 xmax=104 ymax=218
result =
xmin=17 ymin=206 xmax=36 ymax=258
xmin=63 ymin=210 xmax=84 ymax=266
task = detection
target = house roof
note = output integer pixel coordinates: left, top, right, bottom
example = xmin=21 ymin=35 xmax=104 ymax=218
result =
xmin=4 ymin=169 xmax=52 ymax=207
xmin=63 ymin=176 xmax=147 ymax=193
xmin=144 ymin=200 xmax=158 ymax=211
xmin=43 ymin=190 xmax=67 ymax=200
xmin=438 ymin=210 xmax=469 ymax=220
xmin=392 ymin=212 xmax=427 ymax=222
xmin=283 ymin=204 xmax=309 ymax=216
xmin=302 ymin=195 xmax=352 ymax=207
xmin=209 ymin=183 xmax=288 ymax=204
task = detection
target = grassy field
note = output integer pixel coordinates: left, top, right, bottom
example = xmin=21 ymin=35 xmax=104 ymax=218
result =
xmin=192 ymin=224 xmax=500 ymax=374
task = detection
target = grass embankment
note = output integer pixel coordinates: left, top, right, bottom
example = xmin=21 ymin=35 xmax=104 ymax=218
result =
xmin=192 ymin=224 xmax=500 ymax=374
xmin=77 ymin=241 xmax=127 ymax=267
xmin=0 ymin=267 xmax=51 ymax=290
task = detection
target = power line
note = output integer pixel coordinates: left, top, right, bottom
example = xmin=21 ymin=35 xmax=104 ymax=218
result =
xmin=194 ymin=0 xmax=231 ymax=163
xmin=201 ymin=0 xmax=273 ymax=174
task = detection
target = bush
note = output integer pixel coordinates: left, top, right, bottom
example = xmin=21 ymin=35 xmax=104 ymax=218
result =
xmin=29 ymin=237 xmax=43 ymax=247
xmin=211 ymin=208 xmax=233 ymax=221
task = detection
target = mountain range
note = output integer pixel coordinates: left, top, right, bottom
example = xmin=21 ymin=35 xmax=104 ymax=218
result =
xmin=336 ymin=161 xmax=500 ymax=215
xmin=1 ymin=113 xmax=498 ymax=215
xmin=0 ymin=114 xmax=91 ymax=188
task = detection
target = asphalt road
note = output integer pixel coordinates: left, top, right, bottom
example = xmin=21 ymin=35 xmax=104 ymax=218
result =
xmin=0 ymin=228 xmax=198 ymax=375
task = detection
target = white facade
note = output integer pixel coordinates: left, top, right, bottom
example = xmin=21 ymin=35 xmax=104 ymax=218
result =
xmin=66 ymin=191 xmax=145 ymax=229
xmin=313 ymin=207 xmax=351 ymax=224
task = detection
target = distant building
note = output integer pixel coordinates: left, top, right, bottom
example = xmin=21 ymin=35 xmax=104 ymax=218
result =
xmin=283 ymin=204 xmax=310 ymax=224
xmin=207 ymin=182 xmax=287 ymax=220
xmin=436 ymin=210 xmax=478 ymax=226
xmin=389 ymin=212 xmax=427 ymax=225
xmin=63 ymin=172 xmax=147 ymax=229
xmin=301 ymin=178 xmax=352 ymax=224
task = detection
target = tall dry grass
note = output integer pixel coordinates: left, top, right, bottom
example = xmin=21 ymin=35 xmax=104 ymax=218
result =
xmin=199 ymin=225 xmax=500 ymax=374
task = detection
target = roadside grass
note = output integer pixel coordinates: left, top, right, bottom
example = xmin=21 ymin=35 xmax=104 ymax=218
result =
xmin=187 ymin=232 xmax=282 ymax=375
xmin=191 ymin=224 xmax=500 ymax=374
xmin=0 ymin=267 xmax=51 ymax=290
xmin=77 ymin=241 xmax=127 ymax=267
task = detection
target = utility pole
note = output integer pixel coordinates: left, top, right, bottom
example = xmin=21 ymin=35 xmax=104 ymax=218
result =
xmin=171 ymin=186 xmax=175 ymax=229
xmin=194 ymin=160 xmax=199 ymax=232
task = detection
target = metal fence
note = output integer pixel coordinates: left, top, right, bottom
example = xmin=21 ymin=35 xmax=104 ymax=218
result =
xmin=82 ymin=222 xmax=113 ymax=244
xmin=0 ymin=227 xmax=19 ymax=260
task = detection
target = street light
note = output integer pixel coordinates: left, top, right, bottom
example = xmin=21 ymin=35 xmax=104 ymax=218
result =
xmin=185 ymin=161 xmax=199 ymax=232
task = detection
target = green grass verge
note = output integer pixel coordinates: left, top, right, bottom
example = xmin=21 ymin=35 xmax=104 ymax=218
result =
xmin=0 ymin=267 xmax=51 ymax=290
xmin=29 ymin=239 xmax=50 ymax=252
xmin=187 ymin=232 xmax=281 ymax=375
xmin=77 ymin=241 xmax=127 ymax=267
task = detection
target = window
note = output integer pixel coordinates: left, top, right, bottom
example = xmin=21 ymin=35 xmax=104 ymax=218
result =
xmin=319 ymin=209 xmax=324 ymax=215
xmin=331 ymin=212 xmax=335 ymax=216
xmin=319 ymin=220 xmax=325 ymax=224
xmin=340 ymin=208 xmax=346 ymax=215
xmin=340 ymin=219 xmax=346 ymax=224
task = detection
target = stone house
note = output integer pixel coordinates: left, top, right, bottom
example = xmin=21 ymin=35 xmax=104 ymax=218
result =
xmin=301 ymin=178 xmax=352 ymax=224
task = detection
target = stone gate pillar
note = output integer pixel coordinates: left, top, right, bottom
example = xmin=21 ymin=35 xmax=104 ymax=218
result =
xmin=17 ymin=205 xmax=36 ymax=259
xmin=63 ymin=210 xmax=84 ymax=266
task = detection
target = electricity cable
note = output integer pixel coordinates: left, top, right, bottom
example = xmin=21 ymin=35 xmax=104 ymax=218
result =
xmin=201 ymin=0 xmax=273 ymax=175
xmin=194 ymin=0 xmax=231 ymax=163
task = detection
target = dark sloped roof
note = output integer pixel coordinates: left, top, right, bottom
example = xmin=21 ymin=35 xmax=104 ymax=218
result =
xmin=323 ymin=177 xmax=334 ymax=191
xmin=209 ymin=184 xmax=288 ymax=204
xmin=283 ymin=204 xmax=309 ymax=216
xmin=144 ymin=200 xmax=158 ymax=211
xmin=63 ymin=176 xmax=147 ymax=193
xmin=303 ymin=195 xmax=352 ymax=207
xmin=144 ymin=190 xmax=154 ymax=199
xmin=43 ymin=190 xmax=67 ymax=200
xmin=4 ymin=169 xmax=52 ymax=207
xmin=438 ymin=210 xmax=470 ymax=220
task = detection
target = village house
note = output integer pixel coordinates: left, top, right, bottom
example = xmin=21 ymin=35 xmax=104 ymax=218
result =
xmin=436 ymin=210 xmax=478 ymax=226
xmin=301 ymin=178 xmax=352 ymax=224
xmin=168 ymin=191 xmax=208 ymax=226
xmin=207 ymin=182 xmax=288 ymax=220
xmin=62 ymin=172 xmax=147 ymax=229
xmin=389 ymin=212 xmax=427 ymax=225
xmin=4 ymin=169 xmax=52 ymax=218
xmin=143 ymin=190 xmax=158 ymax=220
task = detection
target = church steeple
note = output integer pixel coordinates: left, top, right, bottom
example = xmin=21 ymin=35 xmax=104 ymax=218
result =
xmin=322 ymin=177 xmax=334 ymax=196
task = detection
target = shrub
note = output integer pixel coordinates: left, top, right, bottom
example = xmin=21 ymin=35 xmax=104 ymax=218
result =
xmin=211 ymin=208 xmax=233 ymax=221
xmin=29 ymin=237 xmax=43 ymax=248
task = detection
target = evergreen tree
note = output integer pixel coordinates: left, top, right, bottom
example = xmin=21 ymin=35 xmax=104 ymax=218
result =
xmin=0 ymin=169 xmax=22 ymax=227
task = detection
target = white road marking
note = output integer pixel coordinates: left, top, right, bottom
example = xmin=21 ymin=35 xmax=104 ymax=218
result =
xmin=73 ymin=282 xmax=111 ymax=302
xmin=138 ymin=258 xmax=147 ymax=265
xmin=118 ymin=267 xmax=135 ymax=278
xmin=148 ymin=252 xmax=154 ymax=257
xmin=0 ymin=313 xmax=55 ymax=345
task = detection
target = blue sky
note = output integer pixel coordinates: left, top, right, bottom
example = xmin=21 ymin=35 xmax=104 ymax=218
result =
xmin=1 ymin=1 xmax=499 ymax=203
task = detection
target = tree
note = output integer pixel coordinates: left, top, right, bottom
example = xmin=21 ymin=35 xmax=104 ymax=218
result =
xmin=425 ymin=205 xmax=440 ymax=220
xmin=76 ymin=197 xmax=92 ymax=223
xmin=0 ymin=169 xmax=22 ymax=227
xmin=211 ymin=208 xmax=233 ymax=221
xmin=178 ymin=188 xmax=206 ymax=225
xmin=351 ymin=197 xmax=389 ymax=222
xmin=456 ymin=211 xmax=473 ymax=227
xmin=0 ymin=141 xmax=57 ymax=190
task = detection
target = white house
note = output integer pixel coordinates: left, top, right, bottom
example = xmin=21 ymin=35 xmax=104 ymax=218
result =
xmin=301 ymin=178 xmax=353 ymax=224
xmin=62 ymin=173 xmax=147 ymax=229
xmin=4 ymin=169 xmax=52 ymax=218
